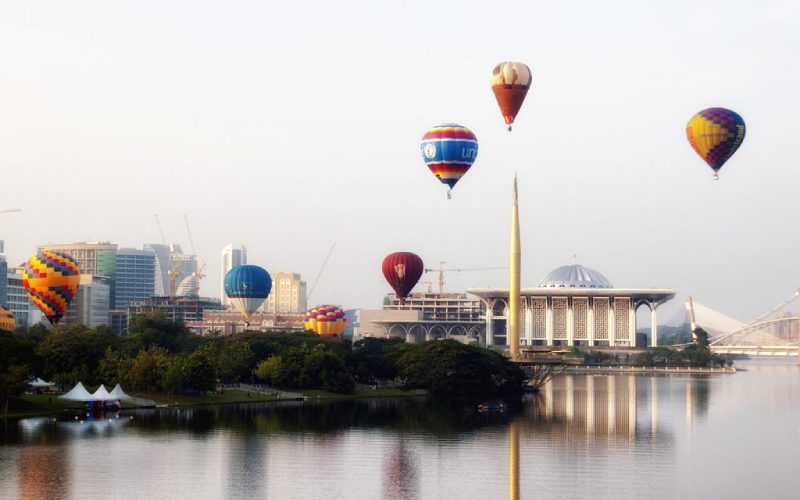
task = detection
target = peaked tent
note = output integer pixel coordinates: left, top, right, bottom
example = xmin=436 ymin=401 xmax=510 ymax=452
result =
xmin=92 ymin=385 xmax=113 ymax=401
xmin=109 ymin=384 xmax=132 ymax=400
xmin=29 ymin=377 xmax=55 ymax=388
xmin=59 ymin=382 xmax=94 ymax=401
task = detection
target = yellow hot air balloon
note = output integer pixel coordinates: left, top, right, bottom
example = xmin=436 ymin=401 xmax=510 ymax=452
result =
xmin=0 ymin=306 xmax=15 ymax=330
xmin=304 ymin=305 xmax=346 ymax=337
xmin=22 ymin=251 xmax=81 ymax=325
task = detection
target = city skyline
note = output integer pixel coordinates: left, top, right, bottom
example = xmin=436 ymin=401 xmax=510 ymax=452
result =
xmin=1 ymin=0 xmax=798 ymax=322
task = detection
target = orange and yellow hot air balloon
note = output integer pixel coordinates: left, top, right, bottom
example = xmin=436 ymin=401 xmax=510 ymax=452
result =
xmin=304 ymin=305 xmax=346 ymax=337
xmin=22 ymin=251 xmax=81 ymax=325
xmin=0 ymin=305 xmax=15 ymax=330
xmin=491 ymin=62 xmax=532 ymax=131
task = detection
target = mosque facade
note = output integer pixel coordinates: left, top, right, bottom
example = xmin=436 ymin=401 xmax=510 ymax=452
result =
xmin=469 ymin=263 xmax=675 ymax=348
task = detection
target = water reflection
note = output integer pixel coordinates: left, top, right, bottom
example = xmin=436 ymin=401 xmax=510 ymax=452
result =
xmin=0 ymin=372 xmax=737 ymax=499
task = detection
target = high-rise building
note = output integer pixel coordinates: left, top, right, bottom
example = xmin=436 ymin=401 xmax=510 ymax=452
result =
xmin=220 ymin=244 xmax=247 ymax=305
xmin=143 ymin=243 xmax=171 ymax=296
xmin=38 ymin=242 xmax=118 ymax=307
xmin=63 ymin=275 xmax=111 ymax=328
xmin=260 ymin=272 xmax=307 ymax=314
xmin=0 ymin=248 xmax=7 ymax=307
xmin=171 ymin=252 xmax=199 ymax=297
xmin=5 ymin=270 xmax=30 ymax=328
xmin=115 ymin=248 xmax=156 ymax=307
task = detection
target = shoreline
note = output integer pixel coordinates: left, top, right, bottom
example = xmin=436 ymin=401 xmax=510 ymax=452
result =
xmin=563 ymin=365 xmax=737 ymax=375
xmin=1 ymin=387 xmax=428 ymax=420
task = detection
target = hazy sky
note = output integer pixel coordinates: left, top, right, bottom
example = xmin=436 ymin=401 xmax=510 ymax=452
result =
xmin=1 ymin=0 xmax=798 ymax=322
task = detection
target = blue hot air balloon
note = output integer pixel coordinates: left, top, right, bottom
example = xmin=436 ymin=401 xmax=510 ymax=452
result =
xmin=420 ymin=123 xmax=479 ymax=198
xmin=224 ymin=265 xmax=272 ymax=320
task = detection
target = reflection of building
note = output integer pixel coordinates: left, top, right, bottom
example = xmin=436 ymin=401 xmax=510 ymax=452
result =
xmin=470 ymin=263 xmax=674 ymax=348
xmin=115 ymin=248 xmax=156 ymax=308
xmin=260 ymin=272 xmax=307 ymax=313
xmin=355 ymin=293 xmax=485 ymax=343
xmin=38 ymin=242 xmax=118 ymax=307
xmin=220 ymin=244 xmax=247 ymax=306
xmin=187 ymin=310 xmax=305 ymax=335
xmin=63 ymin=275 xmax=111 ymax=328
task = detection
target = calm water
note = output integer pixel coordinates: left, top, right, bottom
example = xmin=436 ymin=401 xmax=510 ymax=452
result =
xmin=1 ymin=359 xmax=799 ymax=500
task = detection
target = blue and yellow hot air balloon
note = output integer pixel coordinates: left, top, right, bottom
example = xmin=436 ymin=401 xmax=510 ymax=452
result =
xmin=22 ymin=251 xmax=81 ymax=325
xmin=224 ymin=265 xmax=272 ymax=321
xmin=304 ymin=305 xmax=346 ymax=337
xmin=420 ymin=123 xmax=479 ymax=198
xmin=686 ymin=108 xmax=746 ymax=180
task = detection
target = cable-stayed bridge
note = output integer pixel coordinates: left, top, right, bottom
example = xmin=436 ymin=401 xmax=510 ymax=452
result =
xmin=688 ymin=292 xmax=800 ymax=356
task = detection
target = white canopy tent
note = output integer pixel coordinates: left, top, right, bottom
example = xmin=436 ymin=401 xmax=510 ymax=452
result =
xmin=59 ymin=382 xmax=132 ymax=402
xmin=109 ymin=384 xmax=132 ymax=400
xmin=59 ymin=382 xmax=95 ymax=401
xmin=29 ymin=377 xmax=55 ymax=389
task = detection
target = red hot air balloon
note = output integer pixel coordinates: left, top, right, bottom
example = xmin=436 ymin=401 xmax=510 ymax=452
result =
xmin=382 ymin=252 xmax=424 ymax=304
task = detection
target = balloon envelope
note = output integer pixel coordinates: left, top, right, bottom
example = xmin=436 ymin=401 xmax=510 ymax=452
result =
xmin=382 ymin=252 xmax=424 ymax=304
xmin=22 ymin=251 xmax=81 ymax=325
xmin=0 ymin=306 xmax=15 ymax=330
xmin=304 ymin=305 xmax=346 ymax=336
xmin=490 ymin=62 xmax=532 ymax=130
xmin=420 ymin=124 xmax=478 ymax=192
xmin=686 ymin=107 xmax=745 ymax=179
xmin=224 ymin=265 xmax=272 ymax=320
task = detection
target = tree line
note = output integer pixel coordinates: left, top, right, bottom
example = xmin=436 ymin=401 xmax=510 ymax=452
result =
xmin=1 ymin=314 xmax=525 ymax=411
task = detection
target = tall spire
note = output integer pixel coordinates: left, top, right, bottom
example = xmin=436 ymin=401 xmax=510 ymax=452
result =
xmin=508 ymin=172 xmax=521 ymax=360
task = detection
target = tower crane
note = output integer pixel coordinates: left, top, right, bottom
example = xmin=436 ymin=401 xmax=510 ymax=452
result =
xmin=423 ymin=261 xmax=507 ymax=295
xmin=183 ymin=215 xmax=205 ymax=296
xmin=307 ymin=242 xmax=335 ymax=303
xmin=0 ymin=209 xmax=21 ymax=215
xmin=154 ymin=214 xmax=182 ymax=298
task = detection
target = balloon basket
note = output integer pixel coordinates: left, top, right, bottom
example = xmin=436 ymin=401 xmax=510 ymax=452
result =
xmin=447 ymin=189 xmax=452 ymax=200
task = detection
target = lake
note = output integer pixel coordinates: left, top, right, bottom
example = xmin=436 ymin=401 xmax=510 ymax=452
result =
xmin=1 ymin=359 xmax=799 ymax=499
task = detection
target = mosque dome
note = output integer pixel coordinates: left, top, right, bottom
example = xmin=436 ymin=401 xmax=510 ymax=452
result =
xmin=539 ymin=264 xmax=613 ymax=288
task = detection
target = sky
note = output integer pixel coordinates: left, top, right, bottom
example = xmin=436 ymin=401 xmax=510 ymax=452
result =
xmin=1 ymin=0 xmax=799 ymax=322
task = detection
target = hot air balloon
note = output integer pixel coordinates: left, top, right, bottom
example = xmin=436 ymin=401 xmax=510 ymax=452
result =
xmin=491 ymin=62 xmax=532 ymax=131
xmin=420 ymin=123 xmax=478 ymax=199
xmin=22 ymin=251 xmax=81 ymax=325
xmin=304 ymin=305 xmax=346 ymax=337
xmin=224 ymin=265 xmax=272 ymax=321
xmin=686 ymin=107 xmax=746 ymax=180
xmin=0 ymin=305 xmax=15 ymax=330
xmin=382 ymin=252 xmax=424 ymax=305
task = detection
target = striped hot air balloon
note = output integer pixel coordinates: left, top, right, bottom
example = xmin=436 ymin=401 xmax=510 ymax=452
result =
xmin=304 ymin=305 xmax=346 ymax=337
xmin=490 ymin=61 xmax=532 ymax=131
xmin=420 ymin=123 xmax=478 ymax=199
xmin=22 ymin=251 xmax=81 ymax=325
xmin=686 ymin=107 xmax=746 ymax=180
xmin=224 ymin=265 xmax=272 ymax=321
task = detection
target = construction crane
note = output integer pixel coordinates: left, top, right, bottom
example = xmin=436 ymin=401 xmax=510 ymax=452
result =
xmin=155 ymin=214 xmax=183 ymax=298
xmin=182 ymin=215 xmax=205 ymax=295
xmin=307 ymin=242 xmax=336 ymax=303
xmin=0 ymin=209 xmax=21 ymax=215
xmin=424 ymin=261 xmax=507 ymax=295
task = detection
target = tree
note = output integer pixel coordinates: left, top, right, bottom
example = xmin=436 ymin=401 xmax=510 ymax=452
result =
xmin=255 ymin=355 xmax=283 ymax=385
xmin=0 ymin=364 xmax=29 ymax=413
xmin=184 ymin=344 xmax=217 ymax=392
xmin=217 ymin=341 xmax=255 ymax=383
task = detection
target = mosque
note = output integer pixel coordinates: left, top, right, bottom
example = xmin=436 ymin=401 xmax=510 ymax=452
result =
xmin=469 ymin=263 xmax=675 ymax=348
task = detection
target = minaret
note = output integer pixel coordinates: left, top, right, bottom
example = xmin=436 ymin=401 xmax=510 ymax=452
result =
xmin=509 ymin=173 xmax=521 ymax=360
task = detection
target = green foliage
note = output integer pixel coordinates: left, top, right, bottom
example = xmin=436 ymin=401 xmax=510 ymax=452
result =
xmin=394 ymin=340 xmax=525 ymax=400
xmin=184 ymin=344 xmax=218 ymax=392
xmin=216 ymin=341 xmax=254 ymax=384
xmin=346 ymin=337 xmax=404 ymax=383
xmin=255 ymin=355 xmax=282 ymax=385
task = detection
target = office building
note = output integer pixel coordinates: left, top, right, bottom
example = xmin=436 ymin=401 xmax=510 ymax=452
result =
xmin=220 ymin=244 xmax=247 ymax=306
xmin=260 ymin=272 xmax=307 ymax=313
xmin=38 ymin=242 xmax=118 ymax=307
xmin=63 ymin=275 xmax=111 ymax=328
xmin=143 ymin=243 xmax=171 ymax=296
xmin=115 ymin=248 xmax=156 ymax=307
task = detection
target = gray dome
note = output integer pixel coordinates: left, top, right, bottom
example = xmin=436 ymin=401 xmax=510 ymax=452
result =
xmin=539 ymin=264 xmax=613 ymax=288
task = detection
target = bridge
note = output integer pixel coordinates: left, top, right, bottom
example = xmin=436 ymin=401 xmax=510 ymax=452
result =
xmin=692 ymin=291 xmax=800 ymax=356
